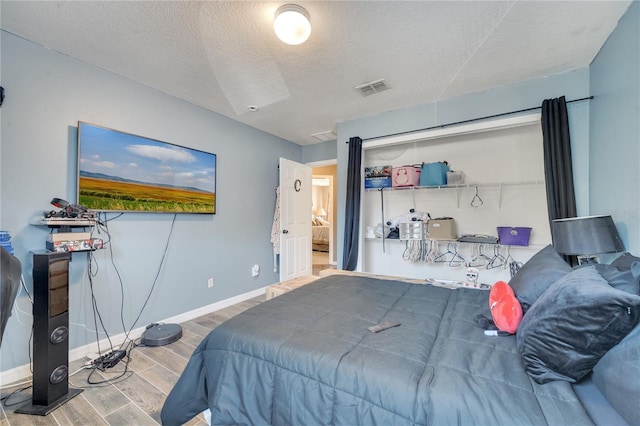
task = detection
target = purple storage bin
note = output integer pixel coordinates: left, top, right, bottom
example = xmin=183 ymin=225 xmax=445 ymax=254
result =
xmin=497 ymin=227 xmax=532 ymax=246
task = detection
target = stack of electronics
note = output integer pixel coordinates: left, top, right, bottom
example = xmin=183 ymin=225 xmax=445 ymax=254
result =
xmin=43 ymin=198 xmax=102 ymax=253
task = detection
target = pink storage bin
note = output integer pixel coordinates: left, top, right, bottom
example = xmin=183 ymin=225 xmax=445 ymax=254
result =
xmin=391 ymin=166 xmax=421 ymax=187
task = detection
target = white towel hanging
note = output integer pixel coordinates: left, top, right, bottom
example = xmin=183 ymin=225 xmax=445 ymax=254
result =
xmin=270 ymin=187 xmax=281 ymax=272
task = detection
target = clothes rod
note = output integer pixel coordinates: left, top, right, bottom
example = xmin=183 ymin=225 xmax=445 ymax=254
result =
xmin=346 ymin=96 xmax=593 ymax=143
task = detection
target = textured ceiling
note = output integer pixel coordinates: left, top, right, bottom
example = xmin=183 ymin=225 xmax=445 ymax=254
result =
xmin=0 ymin=1 xmax=632 ymax=146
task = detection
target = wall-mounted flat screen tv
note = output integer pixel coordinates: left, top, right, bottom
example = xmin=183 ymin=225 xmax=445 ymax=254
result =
xmin=77 ymin=122 xmax=216 ymax=214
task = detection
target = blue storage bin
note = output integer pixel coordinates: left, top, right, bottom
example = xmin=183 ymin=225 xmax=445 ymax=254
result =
xmin=419 ymin=162 xmax=450 ymax=186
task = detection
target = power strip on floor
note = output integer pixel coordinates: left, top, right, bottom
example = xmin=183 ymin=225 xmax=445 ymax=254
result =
xmin=93 ymin=350 xmax=127 ymax=370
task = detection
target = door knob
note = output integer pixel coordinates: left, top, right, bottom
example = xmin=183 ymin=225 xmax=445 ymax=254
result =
xmin=282 ymin=229 xmax=289 ymax=234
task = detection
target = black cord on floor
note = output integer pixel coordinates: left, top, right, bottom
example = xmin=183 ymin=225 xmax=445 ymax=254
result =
xmin=1 ymin=385 xmax=32 ymax=407
xmin=81 ymin=339 xmax=136 ymax=387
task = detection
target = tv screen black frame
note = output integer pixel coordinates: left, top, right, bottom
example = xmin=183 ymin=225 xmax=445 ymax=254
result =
xmin=77 ymin=122 xmax=216 ymax=214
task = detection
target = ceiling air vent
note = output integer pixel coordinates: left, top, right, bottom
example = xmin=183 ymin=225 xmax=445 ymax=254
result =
xmin=311 ymin=131 xmax=337 ymax=142
xmin=355 ymin=79 xmax=389 ymax=97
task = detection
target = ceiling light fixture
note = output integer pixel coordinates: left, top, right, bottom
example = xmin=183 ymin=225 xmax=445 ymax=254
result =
xmin=274 ymin=4 xmax=311 ymax=45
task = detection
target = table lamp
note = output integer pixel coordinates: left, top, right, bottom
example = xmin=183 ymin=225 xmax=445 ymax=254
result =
xmin=551 ymin=215 xmax=625 ymax=264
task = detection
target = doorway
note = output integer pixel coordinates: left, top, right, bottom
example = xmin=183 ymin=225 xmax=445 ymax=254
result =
xmin=311 ymin=163 xmax=337 ymax=275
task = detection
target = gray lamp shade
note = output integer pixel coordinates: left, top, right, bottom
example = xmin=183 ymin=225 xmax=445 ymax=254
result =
xmin=551 ymin=215 xmax=625 ymax=255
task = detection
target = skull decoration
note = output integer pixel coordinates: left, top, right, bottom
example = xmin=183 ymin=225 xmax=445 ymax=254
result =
xmin=465 ymin=267 xmax=479 ymax=283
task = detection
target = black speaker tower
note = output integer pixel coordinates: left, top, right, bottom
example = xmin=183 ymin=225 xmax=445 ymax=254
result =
xmin=16 ymin=251 xmax=83 ymax=416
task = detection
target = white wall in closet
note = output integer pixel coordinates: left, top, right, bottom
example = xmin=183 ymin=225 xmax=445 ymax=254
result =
xmin=361 ymin=119 xmax=549 ymax=284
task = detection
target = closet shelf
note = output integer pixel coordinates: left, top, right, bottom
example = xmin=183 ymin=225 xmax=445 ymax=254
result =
xmin=364 ymin=237 xmax=548 ymax=250
xmin=364 ymin=180 xmax=544 ymax=192
xmin=365 ymin=180 xmax=544 ymax=211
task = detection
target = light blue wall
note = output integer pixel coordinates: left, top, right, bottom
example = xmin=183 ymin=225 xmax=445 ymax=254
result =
xmin=589 ymin=0 xmax=640 ymax=254
xmin=0 ymin=32 xmax=300 ymax=372
xmin=335 ymin=70 xmax=592 ymax=268
xmin=301 ymin=139 xmax=337 ymax=164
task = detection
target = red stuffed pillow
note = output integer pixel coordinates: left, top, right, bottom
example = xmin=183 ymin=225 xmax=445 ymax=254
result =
xmin=490 ymin=281 xmax=523 ymax=334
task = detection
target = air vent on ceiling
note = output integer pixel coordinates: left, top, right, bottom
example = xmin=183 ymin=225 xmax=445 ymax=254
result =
xmin=355 ymin=79 xmax=390 ymax=97
xmin=311 ymin=130 xmax=337 ymax=142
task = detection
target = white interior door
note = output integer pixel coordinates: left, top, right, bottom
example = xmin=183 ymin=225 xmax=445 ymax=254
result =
xmin=279 ymin=158 xmax=312 ymax=281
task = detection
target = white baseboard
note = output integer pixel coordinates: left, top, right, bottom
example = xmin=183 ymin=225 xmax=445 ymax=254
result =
xmin=0 ymin=286 xmax=267 ymax=386
xmin=162 ymin=286 xmax=266 ymax=324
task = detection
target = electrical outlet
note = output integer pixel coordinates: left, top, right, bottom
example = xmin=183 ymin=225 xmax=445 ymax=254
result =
xmin=251 ymin=264 xmax=260 ymax=277
xmin=208 ymin=277 xmax=214 ymax=288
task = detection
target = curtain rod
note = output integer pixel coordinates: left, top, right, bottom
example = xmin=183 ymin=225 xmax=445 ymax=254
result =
xmin=346 ymin=96 xmax=593 ymax=143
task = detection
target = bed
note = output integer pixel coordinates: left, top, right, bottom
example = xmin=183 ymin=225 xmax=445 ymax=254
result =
xmin=161 ymin=247 xmax=640 ymax=425
xmin=312 ymin=224 xmax=330 ymax=252
xmin=312 ymin=216 xmax=330 ymax=252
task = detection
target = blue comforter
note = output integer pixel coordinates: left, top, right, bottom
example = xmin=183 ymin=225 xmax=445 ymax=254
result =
xmin=161 ymin=274 xmax=593 ymax=425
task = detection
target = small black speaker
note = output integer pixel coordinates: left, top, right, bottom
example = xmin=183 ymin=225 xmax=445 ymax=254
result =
xmin=16 ymin=251 xmax=82 ymax=416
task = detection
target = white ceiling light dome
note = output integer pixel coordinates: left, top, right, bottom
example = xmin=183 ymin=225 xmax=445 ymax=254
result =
xmin=274 ymin=4 xmax=311 ymax=45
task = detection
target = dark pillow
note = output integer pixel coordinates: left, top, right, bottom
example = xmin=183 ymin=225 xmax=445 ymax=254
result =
xmin=610 ymin=252 xmax=640 ymax=271
xmin=516 ymin=266 xmax=640 ymax=384
xmin=592 ymin=263 xmax=640 ymax=296
xmin=509 ymin=245 xmax=572 ymax=312
xmin=592 ymin=322 xmax=640 ymax=426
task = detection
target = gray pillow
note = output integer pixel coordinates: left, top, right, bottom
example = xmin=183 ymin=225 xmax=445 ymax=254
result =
xmin=593 ymin=263 xmax=640 ymax=295
xmin=611 ymin=252 xmax=640 ymax=271
xmin=592 ymin=322 xmax=640 ymax=426
xmin=509 ymin=245 xmax=572 ymax=312
xmin=517 ymin=266 xmax=640 ymax=384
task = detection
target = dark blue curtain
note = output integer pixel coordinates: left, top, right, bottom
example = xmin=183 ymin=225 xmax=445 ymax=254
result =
xmin=342 ymin=136 xmax=362 ymax=270
xmin=541 ymin=96 xmax=577 ymax=224
xmin=542 ymin=96 xmax=578 ymax=265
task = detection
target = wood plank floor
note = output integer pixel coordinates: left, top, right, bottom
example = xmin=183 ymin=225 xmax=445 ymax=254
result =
xmin=0 ymin=295 xmax=265 ymax=426
xmin=312 ymin=250 xmax=335 ymax=276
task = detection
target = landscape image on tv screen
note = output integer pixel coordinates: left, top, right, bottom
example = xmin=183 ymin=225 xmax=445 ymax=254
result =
xmin=77 ymin=122 xmax=216 ymax=214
